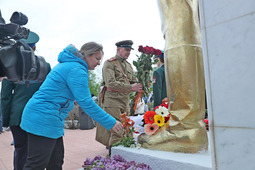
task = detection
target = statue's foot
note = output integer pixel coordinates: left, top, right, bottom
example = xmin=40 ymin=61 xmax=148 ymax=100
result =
xmin=138 ymin=125 xmax=208 ymax=153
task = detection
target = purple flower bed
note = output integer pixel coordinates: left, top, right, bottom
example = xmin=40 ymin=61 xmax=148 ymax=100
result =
xmin=83 ymin=155 xmax=152 ymax=170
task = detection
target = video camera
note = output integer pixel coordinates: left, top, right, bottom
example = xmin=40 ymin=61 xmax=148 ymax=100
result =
xmin=0 ymin=10 xmax=47 ymax=83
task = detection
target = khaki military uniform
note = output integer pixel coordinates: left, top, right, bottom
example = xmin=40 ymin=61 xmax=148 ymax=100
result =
xmin=96 ymin=55 xmax=137 ymax=147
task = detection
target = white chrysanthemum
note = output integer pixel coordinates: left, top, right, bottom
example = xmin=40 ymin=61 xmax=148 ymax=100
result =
xmin=155 ymin=106 xmax=169 ymax=117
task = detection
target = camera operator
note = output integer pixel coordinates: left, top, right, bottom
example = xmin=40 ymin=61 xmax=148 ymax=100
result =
xmin=1 ymin=31 xmax=51 ymax=170
xmin=0 ymin=10 xmax=48 ymax=83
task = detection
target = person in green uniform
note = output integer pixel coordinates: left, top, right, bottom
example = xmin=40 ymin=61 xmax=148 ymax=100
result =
xmin=1 ymin=31 xmax=51 ymax=170
xmin=96 ymin=40 xmax=143 ymax=152
xmin=153 ymin=52 xmax=167 ymax=108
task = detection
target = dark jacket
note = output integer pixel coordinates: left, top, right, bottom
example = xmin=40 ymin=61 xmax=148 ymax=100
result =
xmin=153 ymin=64 xmax=167 ymax=108
xmin=1 ymin=63 xmax=51 ymax=127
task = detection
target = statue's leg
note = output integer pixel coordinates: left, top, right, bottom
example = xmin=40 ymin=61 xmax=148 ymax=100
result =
xmin=138 ymin=0 xmax=208 ymax=153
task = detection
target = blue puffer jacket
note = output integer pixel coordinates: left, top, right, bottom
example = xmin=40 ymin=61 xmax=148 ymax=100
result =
xmin=20 ymin=44 xmax=116 ymax=139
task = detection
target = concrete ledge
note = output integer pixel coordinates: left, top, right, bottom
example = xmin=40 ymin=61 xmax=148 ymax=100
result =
xmin=111 ymin=146 xmax=212 ymax=170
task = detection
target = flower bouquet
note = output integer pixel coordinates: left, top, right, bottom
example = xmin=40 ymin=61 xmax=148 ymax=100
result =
xmin=142 ymin=98 xmax=170 ymax=136
xmin=82 ymin=155 xmax=152 ymax=170
xmin=141 ymin=98 xmax=209 ymax=135
xmin=112 ymin=113 xmax=136 ymax=148
xmin=130 ymin=45 xmax=162 ymax=115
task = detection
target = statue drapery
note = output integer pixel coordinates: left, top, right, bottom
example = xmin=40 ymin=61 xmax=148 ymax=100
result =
xmin=138 ymin=0 xmax=208 ymax=153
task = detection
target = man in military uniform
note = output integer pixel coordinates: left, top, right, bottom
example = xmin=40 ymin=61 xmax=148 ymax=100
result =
xmin=96 ymin=40 xmax=143 ymax=152
xmin=153 ymin=52 xmax=167 ymax=108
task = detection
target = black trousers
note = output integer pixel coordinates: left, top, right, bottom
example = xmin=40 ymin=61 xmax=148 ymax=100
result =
xmin=10 ymin=126 xmax=27 ymax=170
xmin=23 ymin=133 xmax=64 ymax=170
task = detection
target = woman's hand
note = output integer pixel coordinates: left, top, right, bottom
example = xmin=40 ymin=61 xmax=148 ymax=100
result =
xmin=111 ymin=121 xmax=123 ymax=133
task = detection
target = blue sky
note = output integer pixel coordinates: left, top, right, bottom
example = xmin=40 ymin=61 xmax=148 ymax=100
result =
xmin=0 ymin=0 xmax=165 ymax=78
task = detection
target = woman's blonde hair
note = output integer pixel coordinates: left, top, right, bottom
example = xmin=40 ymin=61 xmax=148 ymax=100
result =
xmin=79 ymin=42 xmax=104 ymax=57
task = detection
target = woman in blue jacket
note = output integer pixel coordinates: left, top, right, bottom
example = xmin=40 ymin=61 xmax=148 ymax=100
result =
xmin=20 ymin=42 xmax=123 ymax=170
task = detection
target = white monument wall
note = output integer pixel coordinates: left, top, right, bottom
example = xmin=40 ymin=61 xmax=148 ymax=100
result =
xmin=199 ymin=0 xmax=255 ymax=169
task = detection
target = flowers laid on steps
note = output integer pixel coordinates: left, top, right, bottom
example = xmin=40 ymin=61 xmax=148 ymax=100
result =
xmin=144 ymin=123 xmax=158 ymax=136
xmin=142 ymin=98 xmax=171 ymax=136
xmin=112 ymin=113 xmax=136 ymax=148
xmin=143 ymin=111 xmax=156 ymax=124
xmin=154 ymin=115 xmax=165 ymax=127
xmin=155 ymin=106 xmax=169 ymax=117
xmin=141 ymin=97 xmax=208 ymax=135
xmin=120 ymin=113 xmax=135 ymax=134
xmin=82 ymin=155 xmax=152 ymax=170
xmin=155 ymin=105 xmax=170 ymax=123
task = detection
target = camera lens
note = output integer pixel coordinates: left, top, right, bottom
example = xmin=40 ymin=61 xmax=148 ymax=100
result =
xmin=10 ymin=12 xmax=28 ymax=25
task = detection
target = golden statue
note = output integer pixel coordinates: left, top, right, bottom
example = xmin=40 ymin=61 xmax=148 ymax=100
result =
xmin=138 ymin=0 xmax=208 ymax=153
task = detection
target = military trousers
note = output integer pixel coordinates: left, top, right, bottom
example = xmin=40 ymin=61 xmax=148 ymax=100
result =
xmin=95 ymin=107 xmax=127 ymax=147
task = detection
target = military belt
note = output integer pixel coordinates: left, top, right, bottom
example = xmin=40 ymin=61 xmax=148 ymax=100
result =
xmin=105 ymin=87 xmax=130 ymax=94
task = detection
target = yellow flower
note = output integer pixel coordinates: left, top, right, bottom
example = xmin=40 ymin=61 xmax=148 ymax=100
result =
xmin=154 ymin=115 xmax=165 ymax=127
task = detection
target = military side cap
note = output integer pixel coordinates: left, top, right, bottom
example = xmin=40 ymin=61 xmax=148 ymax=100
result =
xmin=115 ymin=40 xmax=134 ymax=50
xmin=21 ymin=31 xmax=39 ymax=47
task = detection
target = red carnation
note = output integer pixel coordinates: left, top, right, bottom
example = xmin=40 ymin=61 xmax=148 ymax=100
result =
xmin=204 ymin=119 xmax=209 ymax=130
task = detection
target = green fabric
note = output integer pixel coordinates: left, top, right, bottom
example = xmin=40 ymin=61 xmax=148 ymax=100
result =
xmin=153 ymin=65 xmax=167 ymax=108
xmin=1 ymin=63 xmax=51 ymax=127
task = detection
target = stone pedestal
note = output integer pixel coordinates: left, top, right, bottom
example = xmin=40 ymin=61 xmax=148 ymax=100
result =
xmin=199 ymin=0 xmax=255 ymax=169
xmin=112 ymin=116 xmax=212 ymax=169
xmin=111 ymin=144 xmax=212 ymax=170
